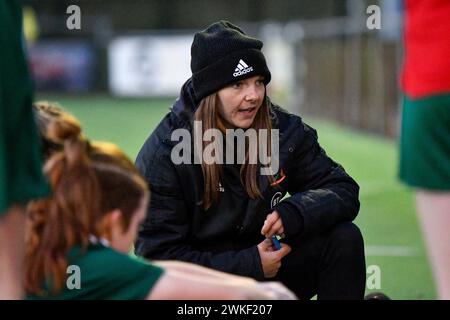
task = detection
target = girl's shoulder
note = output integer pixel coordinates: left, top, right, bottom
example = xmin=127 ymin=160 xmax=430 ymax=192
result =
xmin=270 ymin=104 xmax=311 ymax=137
xmin=29 ymin=245 xmax=164 ymax=300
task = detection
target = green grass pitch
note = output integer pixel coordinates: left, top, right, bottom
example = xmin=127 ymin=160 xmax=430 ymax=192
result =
xmin=37 ymin=94 xmax=436 ymax=299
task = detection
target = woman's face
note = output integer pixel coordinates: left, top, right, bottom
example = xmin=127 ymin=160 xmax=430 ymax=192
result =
xmin=109 ymin=194 xmax=149 ymax=253
xmin=217 ymin=75 xmax=266 ymax=129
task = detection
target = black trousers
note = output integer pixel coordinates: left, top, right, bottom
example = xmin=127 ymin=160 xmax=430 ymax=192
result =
xmin=273 ymin=222 xmax=366 ymax=300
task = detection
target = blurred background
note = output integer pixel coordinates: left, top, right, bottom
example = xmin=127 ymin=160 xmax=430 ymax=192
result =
xmin=24 ymin=0 xmax=434 ymax=299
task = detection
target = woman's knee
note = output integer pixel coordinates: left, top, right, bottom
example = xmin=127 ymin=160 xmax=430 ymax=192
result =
xmin=328 ymin=222 xmax=365 ymax=253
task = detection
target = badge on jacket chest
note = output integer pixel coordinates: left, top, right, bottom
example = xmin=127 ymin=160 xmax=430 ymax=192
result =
xmin=270 ymin=191 xmax=283 ymax=209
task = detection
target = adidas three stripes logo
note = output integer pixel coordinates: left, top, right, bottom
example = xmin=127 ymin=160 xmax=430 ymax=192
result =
xmin=233 ymin=59 xmax=253 ymax=77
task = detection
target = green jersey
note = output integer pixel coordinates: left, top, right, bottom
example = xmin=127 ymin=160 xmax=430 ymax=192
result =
xmin=27 ymin=243 xmax=164 ymax=300
xmin=0 ymin=0 xmax=49 ymax=214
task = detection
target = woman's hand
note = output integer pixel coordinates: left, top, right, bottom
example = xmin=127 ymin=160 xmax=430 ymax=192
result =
xmin=257 ymin=238 xmax=291 ymax=278
xmin=261 ymin=210 xmax=285 ymax=238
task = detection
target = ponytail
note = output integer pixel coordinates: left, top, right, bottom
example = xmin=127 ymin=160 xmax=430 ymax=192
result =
xmin=26 ymin=102 xmax=148 ymax=296
xmin=26 ymin=126 xmax=101 ymax=295
xmin=33 ymin=101 xmax=83 ymax=159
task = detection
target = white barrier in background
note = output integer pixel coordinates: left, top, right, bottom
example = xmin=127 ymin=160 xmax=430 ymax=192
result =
xmin=107 ymin=30 xmax=299 ymax=101
xmin=108 ymin=35 xmax=192 ymax=97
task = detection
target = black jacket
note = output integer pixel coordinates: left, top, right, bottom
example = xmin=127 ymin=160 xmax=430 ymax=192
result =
xmin=135 ymin=79 xmax=360 ymax=280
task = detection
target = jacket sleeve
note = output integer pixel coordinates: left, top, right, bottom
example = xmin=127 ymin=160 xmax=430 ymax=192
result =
xmin=134 ymin=142 xmax=265 ymax=280
xmin=274 ymin=121 xmax=360 ymax=238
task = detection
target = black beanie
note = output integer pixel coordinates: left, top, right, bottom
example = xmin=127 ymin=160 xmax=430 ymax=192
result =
xmin=190 ymin=20 xmax=271 ymax=102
